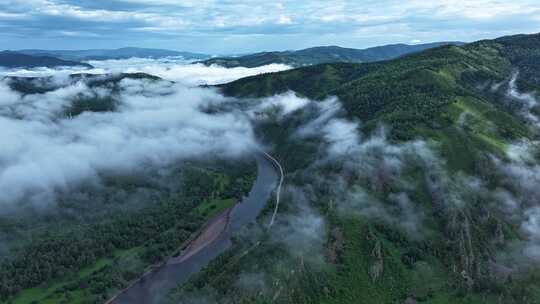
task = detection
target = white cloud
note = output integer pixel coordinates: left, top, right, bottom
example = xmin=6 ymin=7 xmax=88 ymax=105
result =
xmin=277 ymin=15 xmax=293 ymax=25
xmin=493 ymin=141 xmax=540 ymax=262
xmin=2 ymin=0 xmax=540 ymax=52
xmin=254 ymin=92 xmax=310 ymax=116
xmin=425 ymin=0 xmax=540 ymax=20
xmin=0 ymin=58 xmax=292 ymax=86
xmin=0 ymin=81 xmax=20 ymax=106
xmin=10 ymin=0 xmax=188 ymax=29
xmin=0 ymin=76 xmax=257 ymax=206
xmin=0 ymin=59 xmax=294 ymax=207
xmin=0 ymin=12 xmax=28 ymax=19
xmin=88 ymin=59 xmax=291 ymax=85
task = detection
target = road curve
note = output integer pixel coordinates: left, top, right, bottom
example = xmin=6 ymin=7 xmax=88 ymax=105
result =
xmin=260 ymin=150 xmax=284 ymax=227
xmin=110 ymin=154 xmax=279 ymax=304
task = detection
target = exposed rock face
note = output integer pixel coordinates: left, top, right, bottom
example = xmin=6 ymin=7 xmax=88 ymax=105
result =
xmin=326 ymin=227 xmax=344 ymax=263
xmin=404 ymin=297 xmax=417 ymax=304
xmin=461 ymin=270 xmax=475 ymax=289
xmin=459 ymin=216 xmax=475 ymax=275
xmin=495 ymin=222 xmax=505 ymax=246
xmin=489 ymin=261 xmax=515 ymax=283
xmin=369 ymin=240 xmax=384 ymax=282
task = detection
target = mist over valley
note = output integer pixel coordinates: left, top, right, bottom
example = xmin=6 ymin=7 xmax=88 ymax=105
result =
xmin=1 ymin=2 xmax=540 ymax=303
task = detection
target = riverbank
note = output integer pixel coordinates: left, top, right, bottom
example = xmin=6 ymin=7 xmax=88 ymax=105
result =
xmin=110 ymin=155 xmax=279 ymax=304
xmin=105 ymin=207 xmax=232 ymax=304
xmin=172 ymin=208 xmax=232 ymax=264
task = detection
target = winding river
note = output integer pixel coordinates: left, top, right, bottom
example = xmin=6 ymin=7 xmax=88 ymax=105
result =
xmin=111 ymin=154 xmax=278 ymax=304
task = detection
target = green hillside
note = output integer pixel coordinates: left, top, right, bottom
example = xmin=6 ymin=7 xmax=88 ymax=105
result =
xmin=169 ymin=33 xmax=540 ymax=303
xmin=219 ymin=34 xmax=540 ymax=141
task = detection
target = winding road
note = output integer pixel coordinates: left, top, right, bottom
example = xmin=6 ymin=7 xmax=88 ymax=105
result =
xmin=110 ymin=152 xmax=283 ymax=304
xmin=260 ymin=150 xmax=284 ymax=227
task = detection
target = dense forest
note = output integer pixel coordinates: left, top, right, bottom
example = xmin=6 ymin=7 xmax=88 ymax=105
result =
xmin=0 ymin=156 xmax=255 ymax=303
xmin=219 ymin=34 xmax=540 ymax=142
xmin=163 ymin=33 xmax=540 ymax=303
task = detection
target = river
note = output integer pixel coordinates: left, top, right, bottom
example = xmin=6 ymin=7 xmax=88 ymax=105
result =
xmin=111 ymin=154 xmax=278 ymax=304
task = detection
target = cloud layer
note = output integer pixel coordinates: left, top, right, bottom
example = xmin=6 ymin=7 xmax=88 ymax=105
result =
xmin=0 ymin=61 xmax=289 ymax=208
xmin=1 ymin=1 xmax=539 ymax=53
xmin=0 ymin=58 xmax=291 ymax=85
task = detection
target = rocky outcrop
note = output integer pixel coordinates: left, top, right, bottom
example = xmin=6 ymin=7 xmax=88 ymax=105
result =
xmin=369 ymin=239 xmax=384 ymax=282
xmin=404 ymin=297 xmax=417 ymax=304
xmin=326 ymin=227 xmax=344 ymax=263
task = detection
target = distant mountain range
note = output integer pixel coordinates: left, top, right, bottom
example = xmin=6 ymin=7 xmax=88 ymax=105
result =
xmin=200 ymin=42 xmax=464 ymax=68
xmin=1 ymin=43 xmax=464 ymax=70
xmin=0 ymin=51 xmax=93 ymax=69
xmin=16 ymin=47 xmax=210 ymax=61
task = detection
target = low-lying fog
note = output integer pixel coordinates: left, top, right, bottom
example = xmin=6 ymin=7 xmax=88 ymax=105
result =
xmin=0 ymin=59 xmax=291 ymax=208
xmin=0 ymin=58 xmax=290 ymax=85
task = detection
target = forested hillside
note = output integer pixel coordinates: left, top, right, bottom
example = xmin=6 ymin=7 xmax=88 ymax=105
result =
xmin=220 ymin=34 xmax=540 ymax=141
xmin=0 ymin=73 xmax=256 ymax=304
xmin=168 ymin=33 xmax=540 ymax=303
xmin=0 ymin=158 xmax=255 ymax=303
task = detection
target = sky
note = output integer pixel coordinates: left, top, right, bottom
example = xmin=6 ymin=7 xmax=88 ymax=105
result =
xmin=1 ymin=0 xmax=540 ymax=54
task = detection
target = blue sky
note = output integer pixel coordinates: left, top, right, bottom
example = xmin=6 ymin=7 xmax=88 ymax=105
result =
xmin=1 ymin=0 xmax=540 ymax=54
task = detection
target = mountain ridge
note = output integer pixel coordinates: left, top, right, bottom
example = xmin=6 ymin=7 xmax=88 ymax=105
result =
xmin=16 ymin=47 xmax=209 ymax=61
xmin=200 ymin=41 xmax=464 ymax=68
xmin=0 ymin=51 xmax=93 ymax=69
